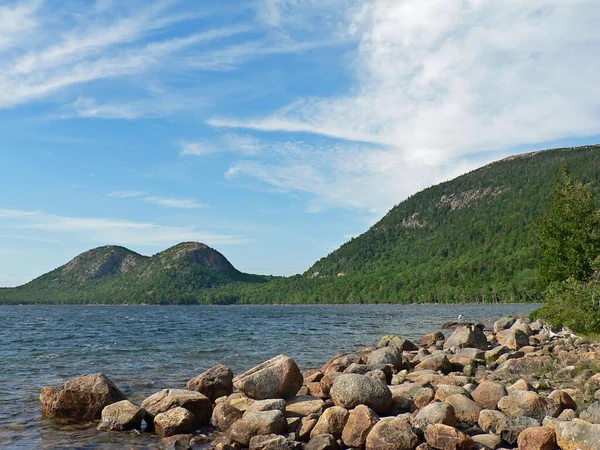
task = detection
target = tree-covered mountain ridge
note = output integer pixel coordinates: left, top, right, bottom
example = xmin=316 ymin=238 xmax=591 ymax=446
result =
xmin=2 ymin=144 xmax=599 ymax=304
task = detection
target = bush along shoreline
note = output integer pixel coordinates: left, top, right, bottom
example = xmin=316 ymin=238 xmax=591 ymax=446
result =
xmin=40 ymin=316 xmax=600 ymax=450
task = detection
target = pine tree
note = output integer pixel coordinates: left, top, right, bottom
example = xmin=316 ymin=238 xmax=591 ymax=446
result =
xmin=538 ymin=163 xmax=600 ymax=287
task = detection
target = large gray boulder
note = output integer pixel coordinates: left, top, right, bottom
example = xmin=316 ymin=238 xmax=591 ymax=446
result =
xmin=555 ymin=419 xmax=600 ymax=450
xmin=443 ymin=325 xmax=488 ymax=350
xmin=329 ymin=374 xmax=392 ymax=414
xmin=412 ymin=401 xmax=457 ymax=430
xmin=234 ymin=355 xmax=303 ymax=400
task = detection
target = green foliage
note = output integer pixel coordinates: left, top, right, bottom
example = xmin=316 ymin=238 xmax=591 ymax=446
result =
xmin=2 ymin=144 xmax=600 ymax=305
xmin=532 ymin=277 xmax=600 ymax=333
xmin=537 ymin=163 xmax=600 ymax=287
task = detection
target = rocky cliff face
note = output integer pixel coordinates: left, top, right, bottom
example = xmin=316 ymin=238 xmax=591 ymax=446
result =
xmin=60 ymin=246 xmax=147 ymax=284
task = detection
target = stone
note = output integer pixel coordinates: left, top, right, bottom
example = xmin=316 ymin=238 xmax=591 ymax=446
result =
xmin=160 ymin=433 xmax=194 ymax=450
xmin=329 ymin=374 xmax=392 ymax=414
xmin=285 ymin=396 xmax=325 ymax=418
xmin=233 ymin=355 xmax=303 ymax=400
xmin=499 ymin=416 xmax=541 ymax=446
xmin=40 ymin=372 xmax=126 ymax=420
xmin=471 ymin=381 xmax=506 ymax=410
xmin=424 ymin=423 xmax=476 ymax=450
xmin=378 ymin=336 xmax=419 ymax=351
xmin=443 ymin=326 xmax=488 ymax=351
xmin=558 ymin=409 xmax=577 ymax=421
xmin=306 ymin=434 xmax=340 ymax=450
xmin=228 ymin=410 xmax=287 ymax=447
xmin=497 ymin=391 xmax=553 ymax=422
xmin=444 ymin=394 xmax=481 ymax=424
xmin=154 ymin=407 xmax=195 ymax=438
xmin=249 ymin=435 xmax=299 ymax=450
xmin=228 ymin=393 xmax=256 ymax=412
xmin=141 ymin=389 xmax=212 ymax=425
xmin=414 ymin=387 xmax=436 ymax=410
xmin=493 ymin=317 xmax=516 ymax=333
xmin=368 ymin=347 xmax=403 ymax=369
xmin=485 ymin=346 xmax=509 ymax=362
xmin=555 ymin=419 xmax=600 ymax=450
xmin=186 ymin=364 xmax=234 ymax=402
xmin=97 ymin=400 xmax=145 ymax=431
xmin=412 ymin=402 xmax=457 ymax=430
xmin=477 ymin=410 xmax=507 ymax=434
xmin=310 ymin=406 xmax=349 ymax=439
xmin=243 ymin=399 xmax=286 ymax=417
xmin=547 ymin=390 xmax=577 ymax=414
xmin=416 ymin=354 xmax=452 ymax=374
xmin=507 ymin=379 xmax=535 ymax=393
xmin=517 ymin=427 xmax=557 ymax=450
xmin=298 ymin=414 xmax=319 ymax=441
xmin=579 ymin=401 xmax=600 ymax=424
xmin=366 ymin=369 xmax=388 ymax=384
xmin=342 ymin=405 xmax=379 ymax=448
xmin=471 ymin=434 xmax=502 ymax=450
xmin=422 ymin=331 xmax=446 ymax=347
xmin=511 ymin=318 xmax=533 ymax=336
xmin=496 ymin=329 xmax=529 ymax=350
xmin=435 ymin=386 xmax=469 ymax=402
xmin=365 ymin=417 xmax=420 ymax=450
xmin=212 ymin=402 xmax=244 ymax=431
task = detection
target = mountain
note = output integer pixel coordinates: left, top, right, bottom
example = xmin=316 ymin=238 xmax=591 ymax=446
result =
xmin=2 ymin=144 xmax=600 ymax=305
xmin=0 ymin=242 xmax=270 ymax=304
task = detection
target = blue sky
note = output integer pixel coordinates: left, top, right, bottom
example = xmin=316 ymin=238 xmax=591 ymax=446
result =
xmin=1 ymin=0 xmax=600 ymax=287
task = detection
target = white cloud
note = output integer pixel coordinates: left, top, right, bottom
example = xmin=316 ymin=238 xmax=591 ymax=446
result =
xmin=108 ymin=190 xmax=146 ymax=198
xmin=179 ymin=141 xmax=221 ymax=157
xmin=211 ymin=0 xmax=600 ymax=212
xmin=0 ymin=208 xmax=247 ymax=246
xmin=145 ymin=196 xmax=206 ymax=209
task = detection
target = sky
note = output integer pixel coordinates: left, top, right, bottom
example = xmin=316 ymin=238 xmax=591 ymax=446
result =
xmin=1 ymin=0 xmax=600 ymax=287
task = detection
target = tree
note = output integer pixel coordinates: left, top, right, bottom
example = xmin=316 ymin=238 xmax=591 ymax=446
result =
xmin=538 ymin=163 xmax=600 ymax=287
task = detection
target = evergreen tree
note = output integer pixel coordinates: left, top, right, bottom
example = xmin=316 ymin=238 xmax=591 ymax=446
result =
xmin=538 ymin=163 xmax=600 ymax=287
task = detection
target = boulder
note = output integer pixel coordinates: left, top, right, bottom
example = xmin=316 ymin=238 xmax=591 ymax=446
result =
xmin=342 ymin=405 xmax=379 ymax=448
xmin=493 ymin=317 xmax=516 ymax=333
xmin=412 ymin=402 xmax=457 ymax=430
xmin=211 ymin=402 xmax=244 ymax=431
xmin=511 ymin=318 xmax=533 ymax=336
xmin=186 ymin=364 xmax=234 ymax=402
xmin=471 ymin=381 xmax=506 ymax=410
xmin=485 ymin=346 xmax=509 ymax=362
xmin=517 ymin=427 xmax=557 ymax=450
xmin=444 ymin=394 xmax=481 ymax=424
xmin=496 ymin=329 xmax=529 ymax=350
xmin=40 ymin=372 xmax=126 ymax=420
xmin=378 ymin=336 xmax=419 ymax=351
xmin=306 ymin=434 xmax=340 ymax=450
xmin=497 ymin=391 xmax=554 ymax=422
xmin=329 ymin=374 xmax=392 ymax=414
xmin=233 ymin=355 xmax=303 ymax=400
xmin=97 ymin=400 xmax=146 ymax=431
xmin=422 ymin=331 xmax=445 ymax=347
xmin=368 ymin=347 xmax=403 ymax=369
xmin=415 ymin=354 xmax=452 ymax=374
xmin=471 ymin=434 xmax=502 ymax=450
xmin=579 ymin=401 xmax=600 ymax=424
xmin=365 ymin=417 xmax=420 ymax=450
xmin=228 ymin=410 xmax=287 ymax=447
xmin=154 ymin=407 xmax=195 ymax=438
xmin=443 ymin=326 xmax=488 ymax=351
xmin=244 ymin=399 xmax=286 ymax=417
xmin=434 ymin=386 xmax=469 ymax=402
xmin=555 ymin=419 xmax=600 ymax=450
xmin=547 ymin=390 xmax=577 ymax=414
xmin=478 ymin=409 xmax=507 ymax=434
xmin=424 ymin=423 xmax=477 ymax=450
xmin=285 ymin=396 xmax=325 ymax=418
xmin=141 ymin=389 xmax=212 ymax=425
xmin=499 ymin=416 xmax=541 ymax=446
xmin=310 ymin=406 xmax=349 ymax=439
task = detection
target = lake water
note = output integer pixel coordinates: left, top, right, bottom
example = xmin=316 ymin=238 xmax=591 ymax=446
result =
xmin=0 ymin=304 xmax=538 ymax=449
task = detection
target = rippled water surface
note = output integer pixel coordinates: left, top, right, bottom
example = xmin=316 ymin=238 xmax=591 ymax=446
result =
xmin=0 ymin=304 xmax=538 ymax=449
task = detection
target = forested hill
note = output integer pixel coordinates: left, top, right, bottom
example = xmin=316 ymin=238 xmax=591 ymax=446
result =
xmin=2 ymin=144 xmax=599 ymax=305
xmin=295 ymin=144 xmax=600 ymax=303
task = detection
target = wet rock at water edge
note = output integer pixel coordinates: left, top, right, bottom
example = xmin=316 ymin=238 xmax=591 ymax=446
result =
xmin=97 ymin=400 xmax=146 ymax=431
xmin=186 ymin=364 xmax=234 ymax=402
xmin=40 ymin=372 xmax=126 ymax=420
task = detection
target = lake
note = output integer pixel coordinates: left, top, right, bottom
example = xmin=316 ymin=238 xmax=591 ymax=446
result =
xmin=0 ymin=304 xmax=538 ymax=449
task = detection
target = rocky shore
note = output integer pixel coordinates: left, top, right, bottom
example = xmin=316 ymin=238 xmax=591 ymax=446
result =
xmin=39 ymin=316 xmax=600 ymax=450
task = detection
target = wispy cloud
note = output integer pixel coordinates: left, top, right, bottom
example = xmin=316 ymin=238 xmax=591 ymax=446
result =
xmin=145 ymin=196 xmax=206 ymax=209
xmin=208 ymin=0 xmax=600 ymax=212
xmin=0 ymin=208 xmax=248 ymax=246
xmin=108 ymin=190 xmax=146 ymax=198
xmin=179 ymin=141 xmax=221 ymax=157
